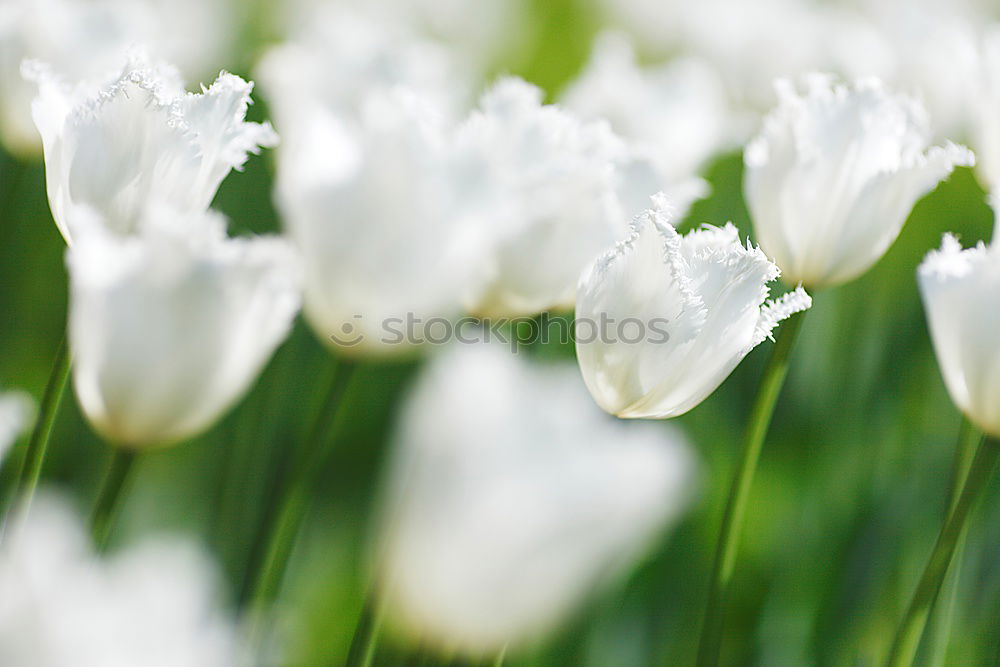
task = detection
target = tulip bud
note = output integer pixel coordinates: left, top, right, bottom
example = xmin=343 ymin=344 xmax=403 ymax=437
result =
xmin=744 ymin=74 xmax=973 ymax=288
xmin=66 ymin=210 xmax=299 ymax=448
xmin=378 ymin=343 xmax=696 ymax=654
xmin=919 ymin=234 xmax=1000 ymax=437
xmin=576 ymin=200 xmax=811 ymax=419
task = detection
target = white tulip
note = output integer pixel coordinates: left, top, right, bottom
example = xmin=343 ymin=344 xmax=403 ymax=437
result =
xmin=919 ymin=234 xmax=1000 ymax=437
xmin=562 ymin=32 xmax=731 ymax=184
xmin=378 ymin=343 xmax=696 ymax=655
xmin=594 ymin=0 xmax=893 ymax=113
xmin=28 ymin=53 xmax=277 ymax=244
xmin=745 ymin=75 xmax=974 ymax=288
xmin=0 ymin=391 xmax=33 ymax=464
xmin=972 ymin=25 xmax=1000 ymax=194
xmin=0 ymin=493 xmax=245 ymax=666
xmin=257 ymin=5 xmax=471 ymax=126
xmin=576 ymin=200 xmax=811 ymax=419
xmin=267 ymin=85 xmax=480 ymax=356
xmin=67 ymin=210 xmax=300 ymax=448
xmin=459 ymin=78 xmax=625 ymax=318
xmin=860 ymin=3 xmax=980 ymax=141
xmin=0 ymin=0 xmax=234 ymax=157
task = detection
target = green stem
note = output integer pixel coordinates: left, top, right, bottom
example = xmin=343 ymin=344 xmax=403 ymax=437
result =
xmin=243 ymin=358 xmax=359 ymax=624
xmin=926 ymin=419 xmax=982 ymax=665
xmin=11 ymin=336 xmax=71 ymax=510
xmin=696 ymin=309 xmax=806 ymax=667
xmin=89 ymin=448 xmax=138 ymax=552
xmin=886 ymin=436 xmax=1000 ymax=667
xmin=346 ymin=594 xmax=385 ymax=667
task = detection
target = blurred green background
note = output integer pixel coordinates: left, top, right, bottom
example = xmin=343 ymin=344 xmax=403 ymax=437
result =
xmin=1 ymin=0 xmax=998 ymax=665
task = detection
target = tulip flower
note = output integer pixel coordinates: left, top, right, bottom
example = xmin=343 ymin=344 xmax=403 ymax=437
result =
xmin=576 ymin=199 xmax=811 ymax=419
xmin=66 ymin=209 xmax=300 ymax=448
xmin=562 ymin=31 xmax=731 ymax=186
xmin=744 ymin=74 xmax=973 ymax=288
xmin=918 ymin=234 xmax=1000 ymax=437
xmin=378 ymin=343 xmax=696 ymax=655
xmin=972 ymin=25 xmax=1000 ymax=195
xmin=885 ymin=233 xmax=1000 ymax=664
xmin=27 ymin=54 xmax=277 ymax=244
xmin=459 ymin=78 xmax=627 ymax=318
xmin=0 ymin=493 xmax=244 ymax=665
xmin=257 ymin=5 xmax=471 ymax=126
xmin=265 ymin=85 xmax=480 ymax=356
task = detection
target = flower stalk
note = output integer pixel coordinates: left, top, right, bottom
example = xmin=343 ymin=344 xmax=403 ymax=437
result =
xmin=10 ymin=335 xmax=70 ymax=512
xmin=243 ymin=359 xmax=359 ymax=630
xmin=345 ymin=595 xmax=385 ymax=667
xmin=90 ymin=447 xmax=138 ymax=551
xmin=696 ymin=309 xmax=806 ymax=666
xmin=924 ymin=418 xmax=983 ymax=663
xmin=886 ymin=436 xmax=1000 ymax=666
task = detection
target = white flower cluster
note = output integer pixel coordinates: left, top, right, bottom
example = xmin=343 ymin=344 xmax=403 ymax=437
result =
xmin=1 ymin=0 xmax=985 ymax=661
xmin=596 ymin=0 xmax=1000 ymax=194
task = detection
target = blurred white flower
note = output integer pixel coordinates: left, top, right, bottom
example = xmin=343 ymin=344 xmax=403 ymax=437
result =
xmin=576 ymin=200 xmax=810 ymax=419
xmin=685 ymin=2 xmax=892 ymax=113
xmin=971 ymin=25 xmax=1000 ymax=193
xmin=378 ymin=343 xmax=696 ymax=655
xmin=744 ymin=75 xmax=973 ymax=288
xmin=267 ymin=86 xmax=480 ymax=356
xmin=0 ymin=0 xmax=234 ymax=157
xmin=383 ymin=0 xmax=528 ymax=73
xmin=67 ymin=209 xmax=300 ymax=448
xmin=460 ymin=78 xmax=625 ymax=318
xmin=562 ymin=32 xmax=731 ymax=184
xmin=277 ymin=0 xmax=526 ymax=76
xmin=919 ymin=234 xmax=1000 ymax=437
xmin=0 ymin=492 xmax=245 ymax=666
xmin=28 ymin=54 xmax=277 ymax=244
xmin=0 ymin=391 xmax=33 ymax=464
xmin=257 ymin=4 xmax=471 ymax=126
xmin=597 ymin=0 xmax=892 ymax=115
xmin=854 ymin=0 xmax=984 ymax=142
